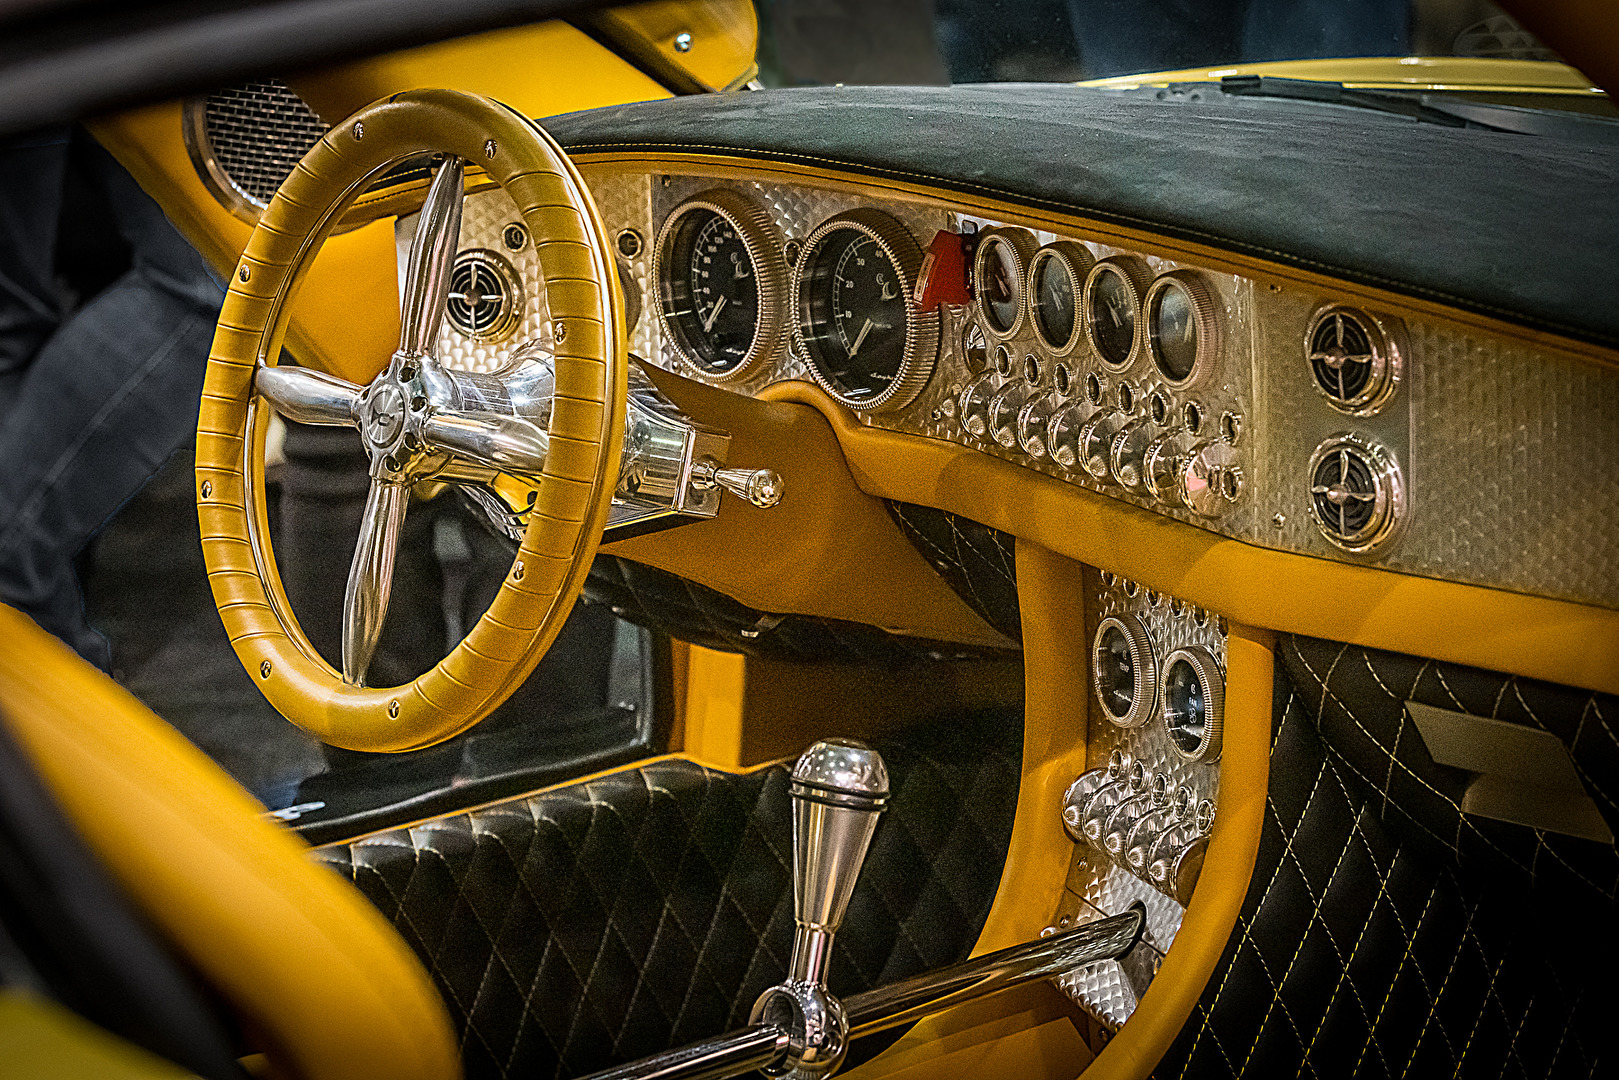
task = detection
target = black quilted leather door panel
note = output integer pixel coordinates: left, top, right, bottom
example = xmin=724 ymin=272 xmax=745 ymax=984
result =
xmin=1155 ymin=637 xmax=1615 ymax=1079
xmin=312 ymin=710 xmax=1021 ymax=1079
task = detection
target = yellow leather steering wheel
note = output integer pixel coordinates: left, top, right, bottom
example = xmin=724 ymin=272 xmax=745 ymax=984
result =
xmin=197 ymin=90 xmax=626 ymax=752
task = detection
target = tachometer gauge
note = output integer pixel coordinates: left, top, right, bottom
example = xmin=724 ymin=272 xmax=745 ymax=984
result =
xmin=1082 ymin=256 xmax=1149 ymax=370
xmin=1144 ymin=270 xmax=1220 ymax=387
xmin=1029 ymin=241 xmax=1093 ymax=355
xmin=792 ymin=208 xmax=939 ymax=412
xmin=654 ymin=190 xmax=787 ymax=381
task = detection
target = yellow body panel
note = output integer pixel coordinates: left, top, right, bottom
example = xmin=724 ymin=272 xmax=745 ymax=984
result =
xmin=1080 ymin=55 xmax=1605 ymax=96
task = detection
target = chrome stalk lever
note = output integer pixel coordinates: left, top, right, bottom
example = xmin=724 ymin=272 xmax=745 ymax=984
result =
xmin=750 ymin=740 xmax=888 ymax=1080
xmin=690 ymin=457 xmax=784 ymax=509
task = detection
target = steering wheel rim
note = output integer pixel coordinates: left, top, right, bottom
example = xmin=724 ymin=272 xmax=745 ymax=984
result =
xmin=197 ymin=89 xmax=626 ymax=752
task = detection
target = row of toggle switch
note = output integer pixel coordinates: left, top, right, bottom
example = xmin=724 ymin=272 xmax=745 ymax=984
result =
xmin=1061 ymin=752 xmax=1213 ymax=904
xmin=953 ymin=348 xmax=1245 ymax=518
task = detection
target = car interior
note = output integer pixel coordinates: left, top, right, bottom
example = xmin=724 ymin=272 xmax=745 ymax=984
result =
xmin=0 ymin=1 xmax=1615 ymax=1078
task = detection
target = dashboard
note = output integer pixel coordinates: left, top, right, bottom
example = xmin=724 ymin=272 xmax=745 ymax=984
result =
xmin=429 ymin=168 xmax=1619 ymax=614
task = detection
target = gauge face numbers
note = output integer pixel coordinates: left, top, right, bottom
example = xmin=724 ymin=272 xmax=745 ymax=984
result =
xmin=655 ymin=192 xmax=785 ymax=381
xmin=1146 ymin=271 xmax=1218 ymax=386
xmin=794 ymin=210 xmax=937 ymax=412
xmin=1084 ymin=261 xmax=1141 ymax=368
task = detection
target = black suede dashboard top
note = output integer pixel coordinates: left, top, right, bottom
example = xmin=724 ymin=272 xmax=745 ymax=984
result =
xmin=542 ymin=84 xmax=1619 ymax=350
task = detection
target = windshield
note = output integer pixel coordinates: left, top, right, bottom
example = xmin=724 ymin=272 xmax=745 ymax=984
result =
xmin=754 ymin=0 xmax=1565 ymax=86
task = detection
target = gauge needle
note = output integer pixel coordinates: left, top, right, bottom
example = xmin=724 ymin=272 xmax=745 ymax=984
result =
xmin=848 ymin=317 xmax=876 ymax=357
xmin=701 ymin=295 xmax=728 ymax=332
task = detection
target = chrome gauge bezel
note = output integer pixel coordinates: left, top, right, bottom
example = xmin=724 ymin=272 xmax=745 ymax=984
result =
xmin=1305 ymin=305 xmax=1403 ymax=416
xmin=1307 ymin=432 xmax=1406 ymax=554
xmin=1160 ymin=646 xmax=1224 ymax=764
xmin=972 ymin=227 xmax=1038 ymax=342
xmin=1092 ymin=614 xmax=1159 ymax=729
xmin=1144 ymin=269 xmax=1221 ymax=389
xmin=653 ymin=189 xmax=789 ymax=383
xmin=1081 ymin=255 xmax=1150 ymax=372
xmin=1027 ymin=241 xmax=1094 ymax=356
xmin=791 ymin=207 xmax=939 ymax=412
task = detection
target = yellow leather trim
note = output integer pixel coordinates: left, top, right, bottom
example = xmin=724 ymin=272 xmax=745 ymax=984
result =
xmin=747 ymin=380 xmax=1619 ymax=697
xmin=0 ymin=607 xmax=459 ymax=1080
xmin=574 ymin=155 xmax=1619 ymax=371
xmin=1083 ymin=625 xmax=1273 ymax=1079
xmin=601 ymin=364 xmax=1016 ymax=649
xmin=196 ymin=90 xmax=626 ymax=750
xmin=588 ymin=0 xmax=760 ymax=92
xmin=289 ymin=21 xmax=671 ymax=134
xmin=972 ymin=539 xmax=1094 ymax=954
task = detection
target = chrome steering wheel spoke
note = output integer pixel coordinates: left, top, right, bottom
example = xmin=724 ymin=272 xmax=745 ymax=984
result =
xmin=399 ymin=156 xmax=466 ymax=357
xmin=341 ymin=478 xmax=410 ymax=686
xmin=421 ymin=410 xmax=550 ymax=479
xmin=254 ymin=365 xmax=362 ymax=427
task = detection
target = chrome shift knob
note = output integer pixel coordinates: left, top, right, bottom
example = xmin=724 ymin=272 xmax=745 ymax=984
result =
xmin=751 ymin=740 xmax=887 ymax=1080
xmin=788 ymin=739 xmax=889 ymax=983
xmin=691 ymin=457 xmax=784 ymax=508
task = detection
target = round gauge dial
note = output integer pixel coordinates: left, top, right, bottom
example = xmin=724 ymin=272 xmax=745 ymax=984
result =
xmin=1029 ymin=242 xmax=1093 ymax=353
xmin=1145 ymin=270 xmax=1220 ymax=387
xmin=973 ymin=228 xmax=1037 ymax=339
xmin=1092 ymin=615 xmax=1156 ymax=729
xmin=1083 ymin=257 xmax=1148 ymax=369
xmin=655 ymin=191 xmax=786 ymax=381
xmin=1161 ymin=647 xmax=1224 ymax=763
xmin=793 ymin=209 xmax=938 ymax=412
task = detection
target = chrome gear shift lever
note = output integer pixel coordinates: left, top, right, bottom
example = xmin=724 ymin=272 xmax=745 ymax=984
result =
xmin=751 ymin=739 xmax=889 ymax=1080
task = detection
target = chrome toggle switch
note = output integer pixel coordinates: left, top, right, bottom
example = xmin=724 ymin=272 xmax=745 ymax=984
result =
xmin=751 ymin=740 xmax=889 ymax=1080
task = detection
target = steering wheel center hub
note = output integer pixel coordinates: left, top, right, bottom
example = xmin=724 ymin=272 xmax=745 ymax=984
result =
xmin=364 ymin=384 xmax=407 ymax=447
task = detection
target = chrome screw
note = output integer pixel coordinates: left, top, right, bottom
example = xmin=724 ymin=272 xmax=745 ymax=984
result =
xmin=512 ymin=561 xmax=525 ymax=582
xmin=388 ymin=700 xmax=399 ymax=719
xmin=484 ymin=139 xmax=497 ymax=158
xmin=259 ymin=660 xmax=271 ymax=679
xmin=673 ymin=31 xmax=693 ymax=52
xmin=200 ymin=481 xmax=212 ymax=499
xmin=238 ymin=265 xmax=250 ymax=283
xmin=352 ymin=121 xmax=364 ymax=140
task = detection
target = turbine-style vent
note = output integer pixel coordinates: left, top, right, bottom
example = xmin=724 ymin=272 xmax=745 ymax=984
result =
xmin=1308 ymin=434 xmax=1404 ymax=553
xmin=1306 ymin=306 xmax=1400 ymax=415
xmin=446 ymin=251 xmax=522 ymax=344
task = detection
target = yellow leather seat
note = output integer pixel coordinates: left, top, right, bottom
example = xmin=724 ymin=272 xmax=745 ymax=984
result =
xmin=0 ymin=605 xmax=461 ymax=1080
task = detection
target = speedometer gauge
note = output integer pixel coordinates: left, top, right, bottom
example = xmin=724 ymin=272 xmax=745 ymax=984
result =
xmin=654 ymin=190 xmax=787 ymax=381
xmin=792 ymin=208 xmax=938 ymax=412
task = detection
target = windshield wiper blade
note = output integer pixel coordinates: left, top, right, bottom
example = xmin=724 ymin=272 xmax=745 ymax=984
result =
xmin=1219 ymin=74 xmax=1512 ymax=133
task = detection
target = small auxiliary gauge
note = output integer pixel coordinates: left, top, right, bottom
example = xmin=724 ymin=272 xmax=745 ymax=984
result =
xmin=1028 ymin=241 xmax=1094 ymax=356
xmin=1083 ymin=256 xmax=1150 ymax=370
xmin=1161 ymin=646 xmax=1224 ymax=763
xmin=654 ymin=190 xmax=788 ymax=381
xmin=1145 ymin=270 xmax=1220 ymax=387
xmin=792 ymin=208 xmax=939 ymax=411
xmin=1093 ymin=615 xmax=1158 ymax=729
xmin=973 ymin=227 xmax=1038 ymax=340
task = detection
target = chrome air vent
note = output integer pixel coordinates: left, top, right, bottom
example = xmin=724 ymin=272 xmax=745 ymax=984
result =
xmin=1308 ymin=434 xmax=1405 ymax=553
xmin=184 ymin=80 xmax=328 ymax=219
xmin=1306 ymin=305 xmax=1400 ymax=415
xmin=446 ymin=250 xmax=523 ymax=344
